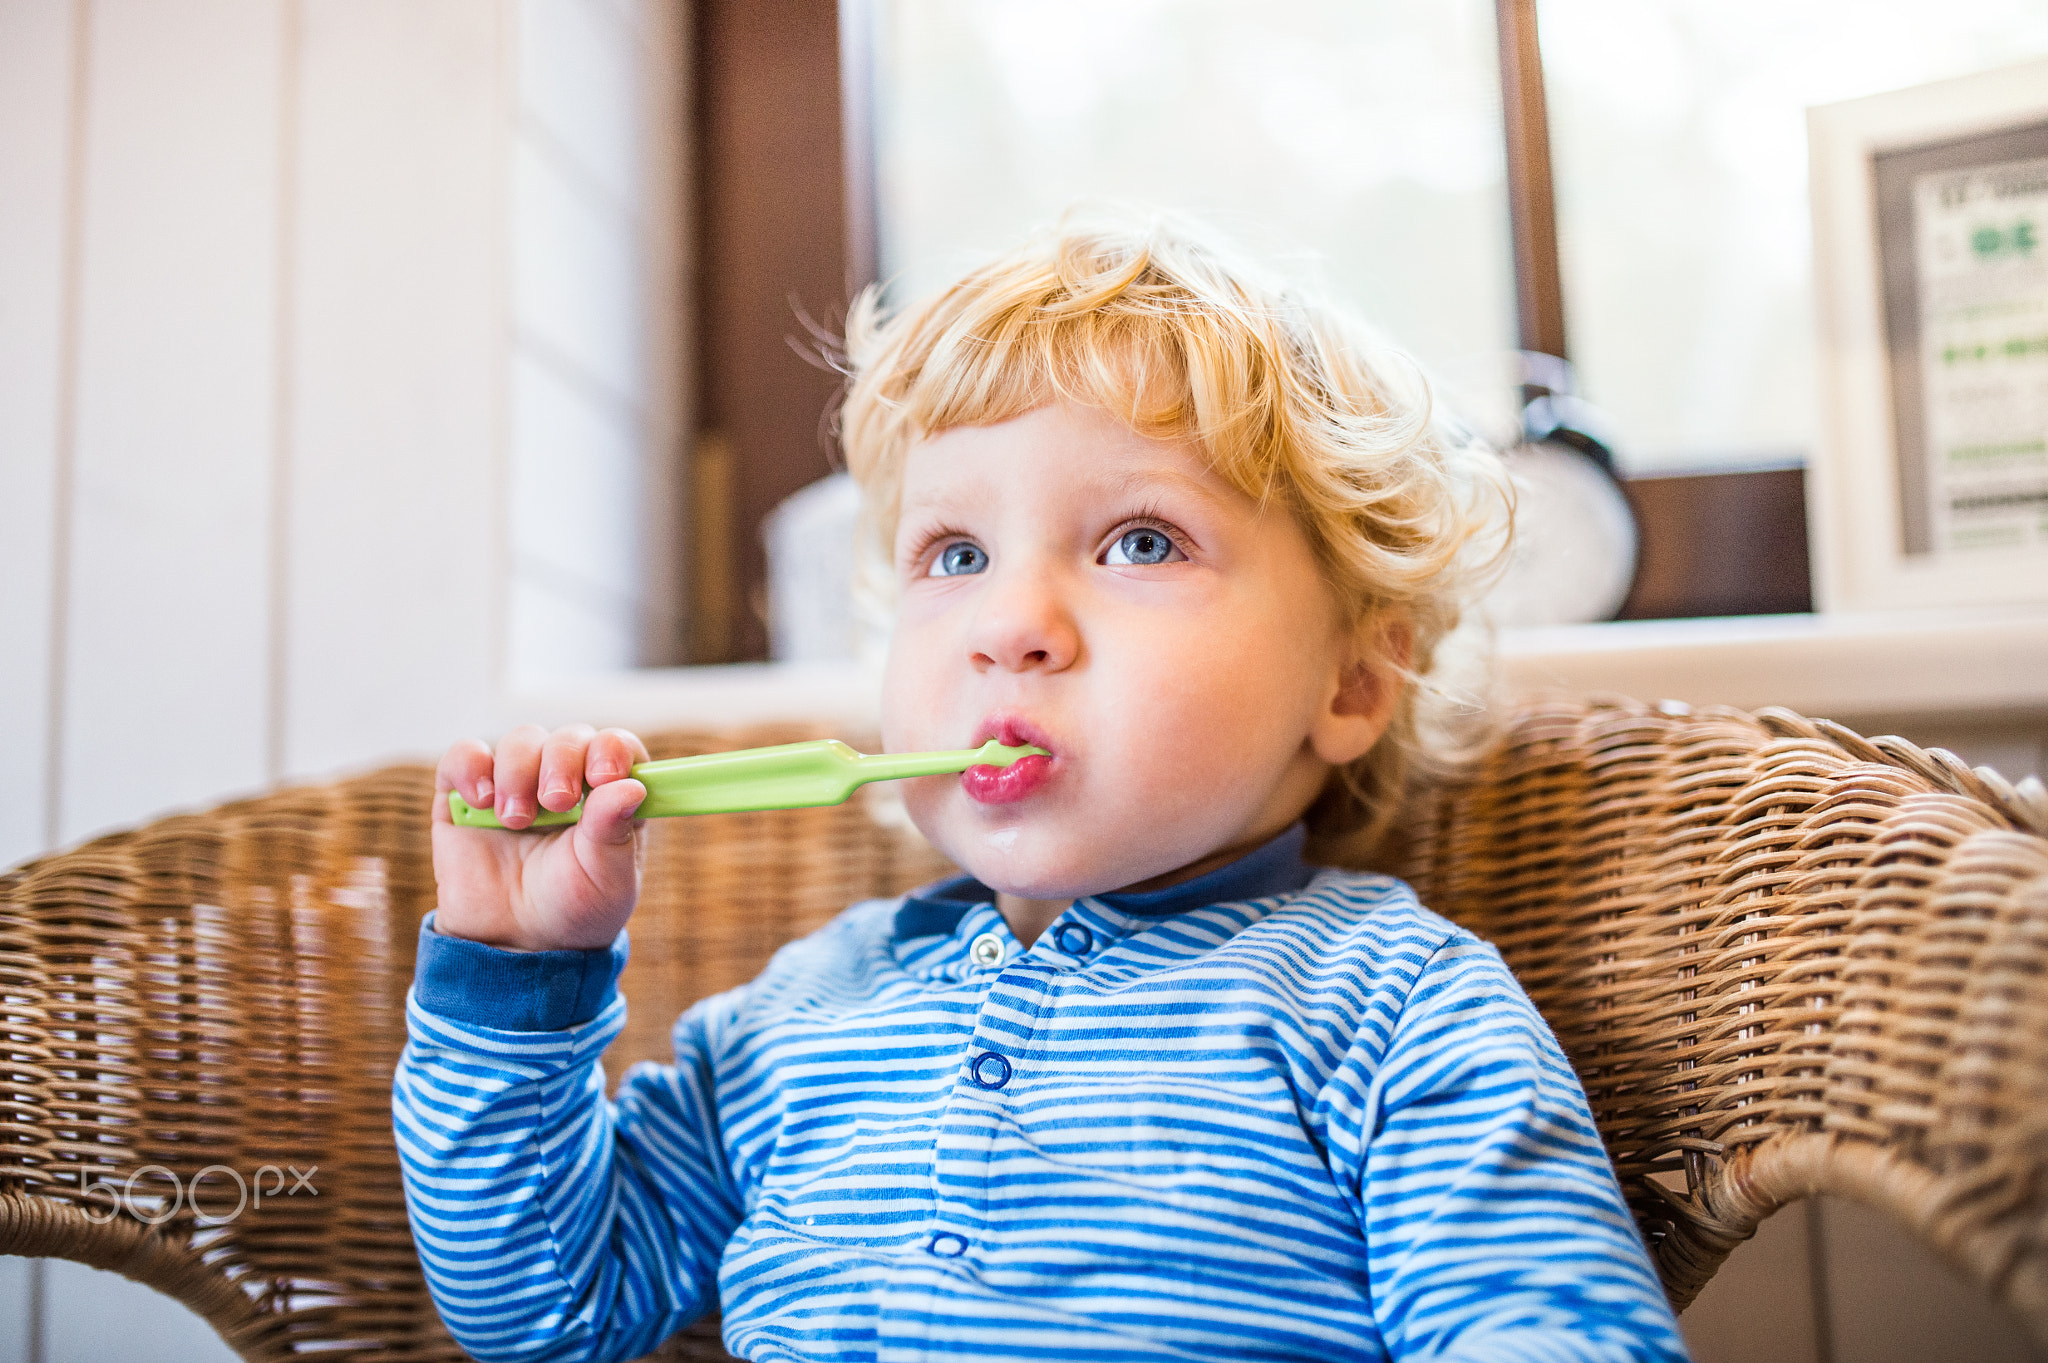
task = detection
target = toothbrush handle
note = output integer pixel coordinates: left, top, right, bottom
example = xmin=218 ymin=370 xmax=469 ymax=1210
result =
xmin=446 ymin=739 xmax=1044 ymax=829
xmin=448 ymin=791 xmax=582 ymax=828
xmin=844 ymin=748 xmax=989 ymax=783
xmin=448 ymin=740 xmax=869 ymax=829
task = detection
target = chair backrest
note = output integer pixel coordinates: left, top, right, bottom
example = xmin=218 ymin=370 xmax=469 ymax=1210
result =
xmin=0 ymin=724 xmax=946 ymax=1361
xmin=1387 ymin=697 xmax=2048 ymax=1331
xmin=2 ymin=701 xmax=2044 ymax=1357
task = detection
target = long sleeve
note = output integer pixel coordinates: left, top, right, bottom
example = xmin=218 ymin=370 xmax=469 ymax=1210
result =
xmin=1334 ymin=934 xmax=1690 ymax=1362
xmin=392 ymin=919 xmax=746 ymax=1363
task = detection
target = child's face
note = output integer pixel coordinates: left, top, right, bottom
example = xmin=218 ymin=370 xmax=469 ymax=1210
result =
xmin=881 ymin=401 xmax=1382 ymax=900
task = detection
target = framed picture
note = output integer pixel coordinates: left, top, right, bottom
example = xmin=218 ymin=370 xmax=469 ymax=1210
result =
xmin=1808 ymin=58 xmax=2048 ymax=613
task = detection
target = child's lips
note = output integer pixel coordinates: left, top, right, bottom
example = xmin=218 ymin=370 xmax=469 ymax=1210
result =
xmin=960 ymin=752 xmax=1053 ymax=804
xmin=962 ymin=716 xmax=1056 ymax=804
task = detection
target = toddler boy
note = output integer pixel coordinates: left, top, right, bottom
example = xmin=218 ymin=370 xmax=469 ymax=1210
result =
xmin=395 ymin=215 xmax=1690 ymax=1362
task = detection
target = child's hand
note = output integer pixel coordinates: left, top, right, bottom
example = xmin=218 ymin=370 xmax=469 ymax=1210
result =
xmin=430 ymin=724 xmax=650 ymax=952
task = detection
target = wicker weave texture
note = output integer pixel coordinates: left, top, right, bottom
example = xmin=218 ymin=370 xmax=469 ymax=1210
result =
xmin=1392 ymin=698 xmax=2048 ymax=1323
xmin=0 ymin=765 xmax=442 ymax=1358
xmin=2 ymin=701 xmax=2046 ymax=1357
xmin=0 ymin=724 xmax=946 ymax=1361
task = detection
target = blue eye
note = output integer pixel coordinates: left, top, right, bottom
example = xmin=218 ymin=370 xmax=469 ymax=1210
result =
xmin=1104 ymin=527 xmax=1181 ymax=566
xmin=929 ymin=541 xmax=988 ymax=577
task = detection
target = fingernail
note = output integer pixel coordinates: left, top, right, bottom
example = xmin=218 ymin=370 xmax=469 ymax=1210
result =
xmin=476 ymin=778 xmax=493 ymax=803
xmin=501 ymin=797 xmax=530 ymax=823
xmin=546 ymin=785 xmax=576 ymax=808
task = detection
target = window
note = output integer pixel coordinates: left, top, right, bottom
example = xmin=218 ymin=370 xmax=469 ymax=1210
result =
xmin=704 ymin=1 xmax=2048 ymax=650
xmin=1541 ymin=0 xmax=2048 ymax=471
xmin=872 ymin=0 xmax=1517 ymax=388
xmin=868 ymin=0 xmax=2048 ymax=475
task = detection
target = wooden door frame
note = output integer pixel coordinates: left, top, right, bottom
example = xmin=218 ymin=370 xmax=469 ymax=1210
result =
xmin=686 ymin=0 xmax=877 ymax=662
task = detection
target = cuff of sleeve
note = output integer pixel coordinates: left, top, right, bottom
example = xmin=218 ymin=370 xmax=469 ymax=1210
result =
xmin=412 ymin=912 xmax=629 ymax=1032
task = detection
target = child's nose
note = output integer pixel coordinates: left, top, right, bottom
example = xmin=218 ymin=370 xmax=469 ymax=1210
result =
xmin=967 ymin=567 xmax=1079 ymax=674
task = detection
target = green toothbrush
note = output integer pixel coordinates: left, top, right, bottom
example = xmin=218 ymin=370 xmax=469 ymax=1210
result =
xmin=447 ymin=738 xmax=1050 ymax=830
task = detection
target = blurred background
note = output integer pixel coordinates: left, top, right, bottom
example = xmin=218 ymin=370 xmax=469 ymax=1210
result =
xmin=4 ymin=1 xmax=2048 ymax=1359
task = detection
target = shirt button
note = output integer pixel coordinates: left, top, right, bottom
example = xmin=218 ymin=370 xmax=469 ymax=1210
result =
xmin=969 ymin=1050 xmax=1013 ymax=1089
xmin=1054 ymin=922 xmax=1095 ymax=956
xmin=967 ymin=932 xmax=1006 ymax=968
xmin=928 ymin=1232 xmax=969 ymax=1257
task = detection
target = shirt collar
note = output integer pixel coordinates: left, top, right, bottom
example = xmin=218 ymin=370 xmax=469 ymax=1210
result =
xmin=891 ymin=822 xmax=1314 ymax=941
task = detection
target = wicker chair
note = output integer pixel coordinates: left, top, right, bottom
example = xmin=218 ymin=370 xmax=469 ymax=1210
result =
xmin=3 ymin=698 xmax=2046 ymax=1360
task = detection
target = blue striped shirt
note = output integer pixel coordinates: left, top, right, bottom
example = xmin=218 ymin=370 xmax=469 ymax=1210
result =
xmin=394 ymin=826 xmax=1688 ymax=1362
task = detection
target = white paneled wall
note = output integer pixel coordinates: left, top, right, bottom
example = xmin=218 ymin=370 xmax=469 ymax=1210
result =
xmin=0 ymin=0 xmax=686 ymax=860
xmin=0 ymin=0 xmax=686 ymax=1353
xmin=0 ymin=0 xmax=78 ymax=870
xmin=278 ymin=0 xmax=512 ymax=782
xmin=508 ymin=0 xmax=687 ymax=686
xmin=58 ymin=0 xmax=284 ymax=847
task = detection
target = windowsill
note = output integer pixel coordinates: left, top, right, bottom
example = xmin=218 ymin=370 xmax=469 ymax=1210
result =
xmin=503 ymin=608 xmax=2048 ymax=737
xmin=1497 ymin=608 xmax=2048 ymax=722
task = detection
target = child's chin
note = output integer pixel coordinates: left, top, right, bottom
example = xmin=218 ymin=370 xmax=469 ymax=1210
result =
xmin=936 ymin=826 xmax=1054 ymax=895
xmin=917 ymin=803 xmax=1176 ymax=901
xmin=953 ymin=834 xmax=1143 ymax=902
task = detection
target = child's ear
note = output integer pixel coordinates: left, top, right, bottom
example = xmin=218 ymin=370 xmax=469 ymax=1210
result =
xmin=1308 ymin=619 xmax=1414 ymax=767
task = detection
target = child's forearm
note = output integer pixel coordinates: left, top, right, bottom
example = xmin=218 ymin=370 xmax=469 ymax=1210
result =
xmin=393 ymin=925 xmax=741 ymax=1362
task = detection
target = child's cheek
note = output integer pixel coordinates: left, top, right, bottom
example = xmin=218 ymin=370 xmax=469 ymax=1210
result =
xmin=894 ymin=776 xmax=947 ymax=844
xmin=879 ymin=630 xmax=946 ymax=753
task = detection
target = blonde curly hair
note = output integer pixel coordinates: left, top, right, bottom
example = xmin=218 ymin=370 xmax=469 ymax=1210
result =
xmin=837 ymin=211 xmax=1508 ymax=866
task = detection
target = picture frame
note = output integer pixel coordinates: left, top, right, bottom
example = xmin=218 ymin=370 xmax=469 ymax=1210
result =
xmin=1808 ymin=57 xmax=2048 ymax=613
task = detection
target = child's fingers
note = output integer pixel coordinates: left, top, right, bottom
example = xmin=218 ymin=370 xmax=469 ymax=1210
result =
xmin=539 ymin=724 xmax=596 ymax=812
xmin=586 ymin=728 xmax=650 ymax=786
xmin=492 ymin=724 xmax=547 ymax=828
xmin=577 ymin=777 xmax=646 ymax=847
xmin=434 ymin=739 xmax=496 ymax=822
